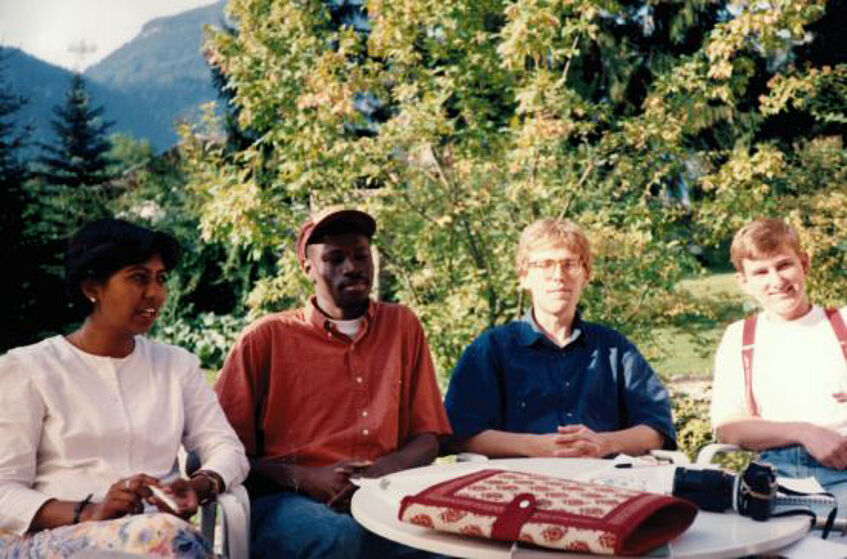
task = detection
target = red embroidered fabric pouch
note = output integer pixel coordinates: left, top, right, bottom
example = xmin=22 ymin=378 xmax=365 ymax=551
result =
xmin=398 ymin=469 xmax=697 ymax=556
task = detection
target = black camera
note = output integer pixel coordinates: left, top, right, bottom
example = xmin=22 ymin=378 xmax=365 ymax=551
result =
xmin=672 ymin=462 xmax=777 ymax=521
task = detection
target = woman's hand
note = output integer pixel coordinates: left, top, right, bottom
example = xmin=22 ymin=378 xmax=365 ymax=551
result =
xmin=151 ymin=478 xmax=199 ymax=519
xmin=83 ymin=474 xmax=158 ymax=521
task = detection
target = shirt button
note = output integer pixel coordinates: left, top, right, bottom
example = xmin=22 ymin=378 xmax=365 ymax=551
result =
xmin=566 ymin=412 xmax=573 ymax=418
xmin=362 ymin=429 xmax=370 ymax=436
xmin=355 ymin=376 xmax=363 ymax=383
xmin=565 ymin=381 xmax=570 ymax=388
xmin=520 ymin=402 xmax=527 ymax=409
xmin=362 ymin=410 xmax=368 ymax=417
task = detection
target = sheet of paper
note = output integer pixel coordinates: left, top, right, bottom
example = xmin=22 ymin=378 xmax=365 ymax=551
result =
xmin=570 ymin=459 xmax=678 ymax=495
xmin=778 ymin=476 xmax=825 ymax=494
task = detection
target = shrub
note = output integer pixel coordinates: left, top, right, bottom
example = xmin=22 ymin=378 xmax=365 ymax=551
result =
xmin=154 ymin=312 xmax=247 ymax=371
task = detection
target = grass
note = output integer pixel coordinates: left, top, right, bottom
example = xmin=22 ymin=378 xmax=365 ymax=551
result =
xmin=204 ymin=369 xmax=218 ymax=386
xmin=648 ymin=272 xmax=748 ymax=381
xmin=648 ymin=328 xmax=724 ymax=380
xmin=678 ymin=271 xmax=743 ymax=299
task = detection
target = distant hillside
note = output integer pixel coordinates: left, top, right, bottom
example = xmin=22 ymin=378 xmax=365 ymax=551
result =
xmin=0 ymin=47 xmax=130 ymax=153
xmin=1 ymin=1 xmax=227 ymax=152
xmin=85 ymin=1 xmax=227 ymax=148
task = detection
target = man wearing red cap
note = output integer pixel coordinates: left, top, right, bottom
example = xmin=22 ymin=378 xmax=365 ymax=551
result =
xmin=215 ymin=207 xmax=451 ymax=558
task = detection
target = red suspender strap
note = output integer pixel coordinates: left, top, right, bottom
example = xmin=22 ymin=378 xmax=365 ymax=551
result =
xmin=825 ymin=308 xmax=847 ymax=362
xmin=741 ymin=316 xmax=760 ymax=417
xmin=742 ymin=309 xmax=847 ymax=419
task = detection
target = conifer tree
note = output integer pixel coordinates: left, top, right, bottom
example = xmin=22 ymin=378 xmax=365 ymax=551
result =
xmin=39 ymin=74 xmax=114 ymax=188
xmin=17 ymin=74 xmax=118 ymax=348
xmin=0 ymin=52 xmax=39 ymax=352
xmin=0 ymin=52 xmax=29 ymax=241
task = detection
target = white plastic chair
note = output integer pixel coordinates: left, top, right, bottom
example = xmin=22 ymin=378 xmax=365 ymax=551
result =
xmin=198 ymin=484 xmax=250 ymax=559
xmin=182 ymin=450 xmax=250 ymax=559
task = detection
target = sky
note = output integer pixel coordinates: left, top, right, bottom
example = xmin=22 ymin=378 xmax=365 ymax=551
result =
xmin=0 ymin=0 xmax=219 ymax=71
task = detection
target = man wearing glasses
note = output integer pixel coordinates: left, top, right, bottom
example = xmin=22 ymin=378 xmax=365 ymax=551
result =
xmin=444 ymin=218 xmax=675 ymax=458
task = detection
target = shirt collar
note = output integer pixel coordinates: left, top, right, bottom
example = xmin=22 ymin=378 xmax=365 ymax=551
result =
xmin=306 ymin=296 xmax=376 ymax=334
xmin=517 ymin=308 xmax=584 ymax=348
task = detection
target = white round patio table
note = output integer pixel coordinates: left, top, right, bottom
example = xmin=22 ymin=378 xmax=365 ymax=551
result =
xmin=351 ymin=458 xmax=811 ymax=558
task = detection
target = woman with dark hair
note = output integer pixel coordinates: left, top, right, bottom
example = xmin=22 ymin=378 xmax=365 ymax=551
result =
xmin=0 ymin=219 xmax=248 ymax=558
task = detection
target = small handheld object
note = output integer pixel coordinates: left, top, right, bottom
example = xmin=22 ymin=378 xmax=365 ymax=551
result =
xmin=148 ymin=484 xmax=181 ymax=513
xmin=341 ymin=460 xmax=373 ymax=478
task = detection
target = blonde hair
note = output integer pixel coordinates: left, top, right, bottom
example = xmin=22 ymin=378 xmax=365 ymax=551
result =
xmin=730 ymin=218 xmax=806 ymax=272
xmin=516 ymin=219 xmax=592 ymax=277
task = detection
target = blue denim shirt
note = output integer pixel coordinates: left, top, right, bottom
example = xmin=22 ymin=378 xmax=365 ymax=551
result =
xmin=444 ymin=311 xmax=676 ymax=450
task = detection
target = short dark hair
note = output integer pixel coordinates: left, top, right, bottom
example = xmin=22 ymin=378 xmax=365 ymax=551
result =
xmin=65 ymin=218 xmax=181 ymax=316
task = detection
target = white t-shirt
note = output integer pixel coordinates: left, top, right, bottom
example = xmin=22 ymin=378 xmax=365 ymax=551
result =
xmin=0 ymin=336 xmax=249 ymax=535
xmin=329 ymin=316 xmax=364 ymax=338
xmin=710 ymin=305 xmax=847 ymax=433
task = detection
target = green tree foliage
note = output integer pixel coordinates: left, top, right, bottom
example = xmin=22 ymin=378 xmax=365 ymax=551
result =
xmin=0 ymin=53 xmax=29 ymax=242
xmin=0 ymin=53 xmax=39 ymax=351
xmin=8 ymin=79 xmax=123 ymax=351
xmin=39 ymin=74 xmax=114 ymax=189
xmin=107 ymin=133 xmax=156 ymax=175
xmin=30 ymin=74 xmax=116 ymax=245
xmin=685 ymin=1 xmax=847 ymax=306
xmin=188 ymin=0 xmax=845 ymax=381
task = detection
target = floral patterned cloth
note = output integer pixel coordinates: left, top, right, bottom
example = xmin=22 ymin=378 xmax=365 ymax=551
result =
xmin=0 ymin=513 xmax=212 ymax=559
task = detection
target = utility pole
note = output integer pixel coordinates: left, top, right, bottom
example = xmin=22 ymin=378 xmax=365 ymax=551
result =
xmin=67 ymin=40 xmax=97 ymax=71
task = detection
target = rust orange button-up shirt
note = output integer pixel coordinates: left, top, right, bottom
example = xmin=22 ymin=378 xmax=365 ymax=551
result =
xmin=215 ymin=299 xmax=451 ymax=467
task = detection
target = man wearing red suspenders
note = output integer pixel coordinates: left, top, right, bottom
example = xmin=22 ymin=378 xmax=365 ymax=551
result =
xmin=710 ymin=218 xmax=847 ymax=502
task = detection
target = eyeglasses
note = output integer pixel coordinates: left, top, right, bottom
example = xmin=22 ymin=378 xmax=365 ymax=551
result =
xmin=526 ymin=258 xmax=583 ymax=277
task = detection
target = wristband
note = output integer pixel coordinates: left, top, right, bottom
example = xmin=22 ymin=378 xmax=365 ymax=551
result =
xmin=73 ymin=494 xmax=93 ymax=524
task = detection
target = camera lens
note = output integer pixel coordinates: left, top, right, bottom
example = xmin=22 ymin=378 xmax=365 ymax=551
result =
xmin=672 ymin=468 xmax=736 ymax=513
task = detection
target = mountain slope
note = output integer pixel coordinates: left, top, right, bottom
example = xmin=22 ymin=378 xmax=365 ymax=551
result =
xmin=1 ymin=2 xmax=228 ymax=152
xmin=85 ymin=1 xmax=227 ymax=148
xmin=1 ymin=47 xmax=130 ymax=153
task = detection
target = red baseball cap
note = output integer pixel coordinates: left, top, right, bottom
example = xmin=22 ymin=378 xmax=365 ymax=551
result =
xmin=296 ymin=206 xmax=377 ymax=267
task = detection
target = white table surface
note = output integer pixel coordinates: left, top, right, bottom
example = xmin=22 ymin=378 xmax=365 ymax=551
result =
xmin=351 ymin=458 xmax=811 ymax=558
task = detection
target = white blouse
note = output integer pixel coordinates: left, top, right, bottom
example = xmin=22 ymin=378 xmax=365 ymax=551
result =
xmin=0 ymin=335 xmax=248 ymax=535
